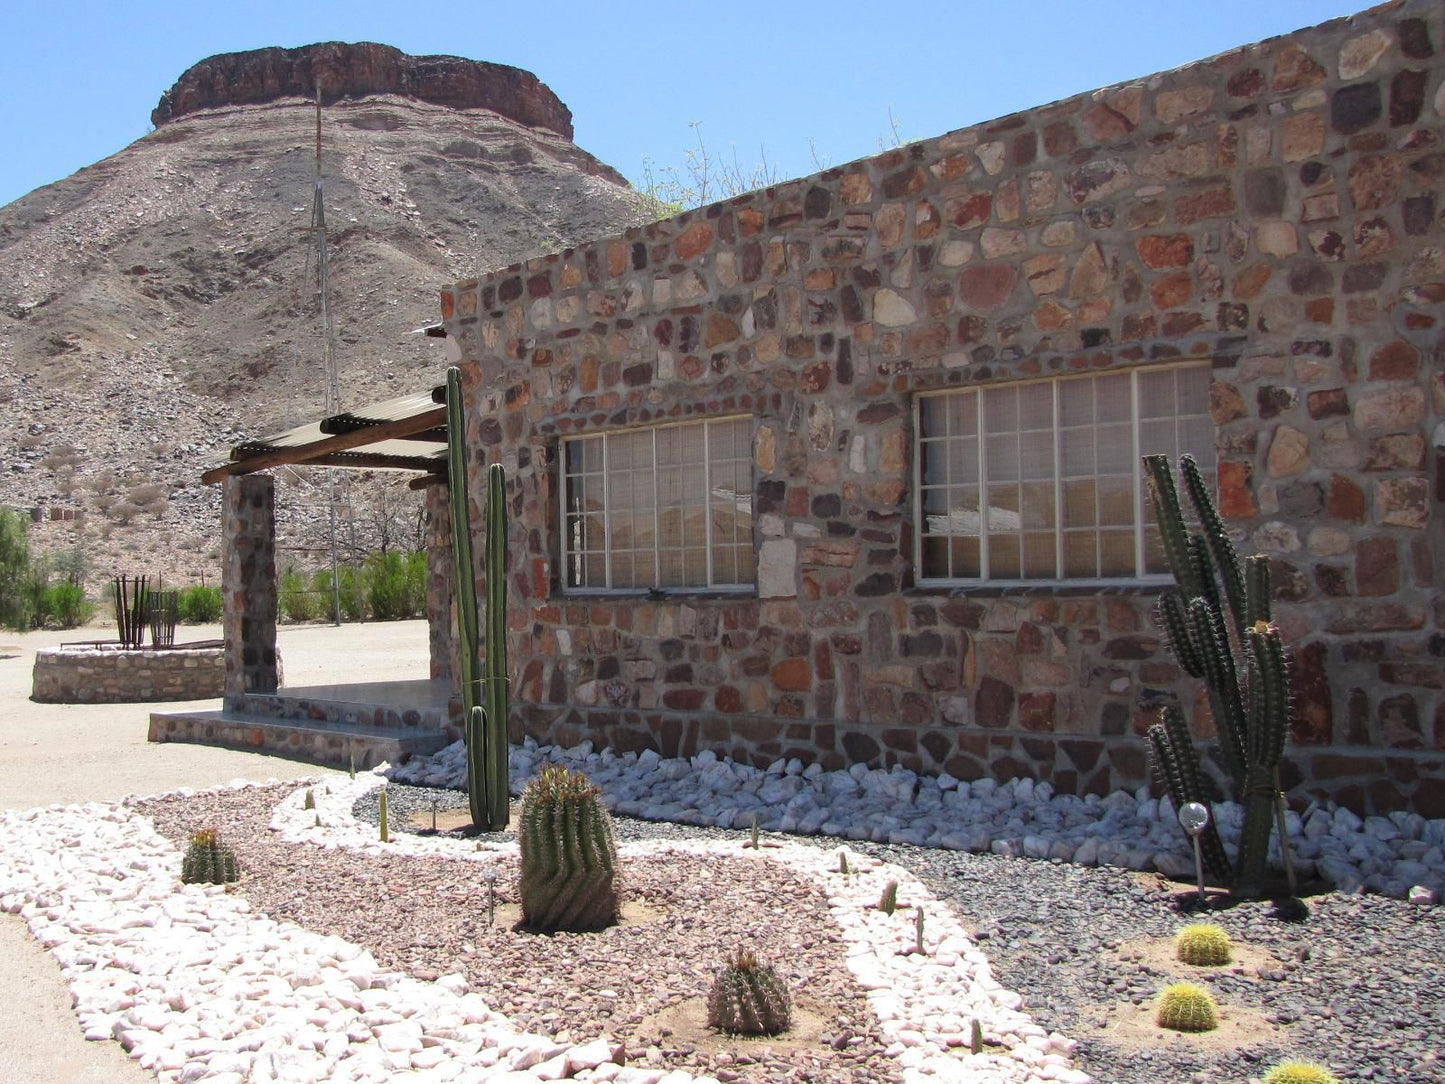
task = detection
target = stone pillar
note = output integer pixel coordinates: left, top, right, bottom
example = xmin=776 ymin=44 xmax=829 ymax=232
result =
xmin=425 ymin=482 xmax=456 ymax=691
xmin=222 ymin=475 xmax=279 ymax=701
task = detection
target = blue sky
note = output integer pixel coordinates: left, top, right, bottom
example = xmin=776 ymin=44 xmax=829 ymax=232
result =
xmin=2 ymin=0 xmax=1363 ymax=210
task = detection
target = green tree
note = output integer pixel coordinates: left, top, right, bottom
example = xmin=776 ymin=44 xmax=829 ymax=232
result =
xmin=0 ymin=508 xmax=34 ymax=630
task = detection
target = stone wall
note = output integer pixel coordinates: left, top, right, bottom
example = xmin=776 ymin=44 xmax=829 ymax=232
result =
xmin=33 ymin=646 xmax=224 ymax=703
xmin=442 ymin=0 xmax=1445 ymax=816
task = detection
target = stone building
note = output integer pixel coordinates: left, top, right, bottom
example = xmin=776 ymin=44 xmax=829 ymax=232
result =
xmin=437 ymin=0 xmax=1444 ymax=815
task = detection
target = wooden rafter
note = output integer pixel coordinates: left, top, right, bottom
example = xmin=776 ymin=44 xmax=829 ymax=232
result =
xmin=201 ymin=406 xmax=447 ymax=485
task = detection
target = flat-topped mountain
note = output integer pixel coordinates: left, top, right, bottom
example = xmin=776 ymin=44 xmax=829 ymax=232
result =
xmin=1 ymin=44 xmax=650 ymax=586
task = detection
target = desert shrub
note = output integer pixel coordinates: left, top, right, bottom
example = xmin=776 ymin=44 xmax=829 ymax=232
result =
xmin=176 ymin=585 xmax=222 ymax=623
xmin=279 ymin=567 xmax=318 ymax=623
xmin=363 ymin=550 xmax=426 ymax=621
xmin=41 ymin=581 xmax=94 ymax=629
xmin=312 ymin=565 xmax=364 ymax=622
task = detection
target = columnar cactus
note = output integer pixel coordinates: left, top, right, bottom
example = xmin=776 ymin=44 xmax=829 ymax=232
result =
xmin=1142 ymin=453 xmax=1294 ymax=899
xmin=114 ymin=574 xmax=148 ymax=649
xmin=1155 ymin=982 xmax=1219 ymax=1032
xmin=181 ymin=828 xmax=240 ymax=884
xmin=706 ymin=949 xmax=793 ymax=1036
xmin=518 ymin=765 xmax=619 ymax=932
xmin=446 ymin=366 xmax=509 ymax=831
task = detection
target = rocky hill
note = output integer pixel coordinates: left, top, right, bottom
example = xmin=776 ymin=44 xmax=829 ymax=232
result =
xmin=0 ymin=42 xmax=650 ymax=589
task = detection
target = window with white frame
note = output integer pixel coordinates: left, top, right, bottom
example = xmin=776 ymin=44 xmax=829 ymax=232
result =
xmin=561 ymin=416 xmax=755 ymax=591
xmin=916 ymin=364 xmax=1214 ymax=583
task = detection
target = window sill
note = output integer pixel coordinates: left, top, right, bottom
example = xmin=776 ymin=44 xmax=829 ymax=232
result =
xmin=907 ymin=579 xmax=1173 ymax=599
xmin=557 ymin=587 xmax=756 ymax=602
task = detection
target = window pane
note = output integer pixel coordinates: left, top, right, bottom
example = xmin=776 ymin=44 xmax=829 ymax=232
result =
xmin=1063 ymin=479 xmax=1096 ymax=527
xmin=951 ymin=536 xmax=981 ymax=578
xmin=1097 ymin=372 xmax=1130 ymax=423
xmin=922 ymin=536 xmax=951 ymax=579
xmin=1099 ymin=530 xmax=1135 ymax=577
xmin=990 ymin=535 xmax=1021 ymax=578
xmin=1023 ymin=533 xmax=1056 ymax=578
xmin=1063 ymin=532 xmax=1097 ymax=578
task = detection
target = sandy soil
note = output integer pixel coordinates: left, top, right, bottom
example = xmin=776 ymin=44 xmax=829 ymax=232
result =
xmin=0 ymin=617 xmax=432 ymax=1084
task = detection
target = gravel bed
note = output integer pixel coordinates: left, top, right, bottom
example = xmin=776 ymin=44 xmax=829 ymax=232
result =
xmin=362 ymin=783 xmax=1445 ymax=1084
xmin=140 ymin=784 xmax=902 ymax=1084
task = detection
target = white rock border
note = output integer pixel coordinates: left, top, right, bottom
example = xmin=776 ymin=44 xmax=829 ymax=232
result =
xmin=0 ymin=774 xmax=1091 ymax=1084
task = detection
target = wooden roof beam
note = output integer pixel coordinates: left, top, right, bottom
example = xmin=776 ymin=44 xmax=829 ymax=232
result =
xmin=201 ymin=406 xmax=447 ymax=484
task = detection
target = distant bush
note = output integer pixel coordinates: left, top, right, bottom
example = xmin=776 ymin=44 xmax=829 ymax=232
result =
xmin=40 ymin=581 xmax=95 ymax=629
xmin=311 ymin=565 xmax=364 ymax=622
xmin=364 ymin=551 xmax=426 ymax=621
xmin=279 ymin=567 xmax=318 ymax=624
xmin=176 ymin=585 xmax=222 ymax=624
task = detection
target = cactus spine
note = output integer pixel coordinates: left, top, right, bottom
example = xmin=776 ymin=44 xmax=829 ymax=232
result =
xmin=518 ymin=765 xmax=619 ymax=932
xmin=1263 ymin=1062 xmax=1340 ymax=1084
xmin=446 ymin=367 xmax=510 ymax=831
xmin=1143 ymin=453 xmax=1293 ymax=899
xmin=706 ymin=949 xmax=793 ymax=1036
xmin=1175 ymin=922 xmax=1233 ymax=966
xmin=181 ymin=829 xmax=240 ymax=885
xmin=1155 ymin=982 xmax=1219 ymax=1032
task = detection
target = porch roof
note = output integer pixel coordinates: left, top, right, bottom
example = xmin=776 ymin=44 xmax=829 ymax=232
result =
xmin=200 ymin=384 xmax=449 ymax=486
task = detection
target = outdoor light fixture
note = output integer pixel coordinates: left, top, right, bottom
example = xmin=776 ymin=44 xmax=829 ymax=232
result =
xmin=1178 ymin=801 xmax=1211 ymax=907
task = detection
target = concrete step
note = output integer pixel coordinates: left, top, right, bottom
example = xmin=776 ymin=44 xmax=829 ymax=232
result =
xmin=147 ymin=708 xmax=450 ymax=771
xmin=226 ymin=680 xmax=453 ymax=733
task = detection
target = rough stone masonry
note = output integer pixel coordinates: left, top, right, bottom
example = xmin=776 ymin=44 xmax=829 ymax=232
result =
xmin=440 ymin=0 xmax=1445 ymax=817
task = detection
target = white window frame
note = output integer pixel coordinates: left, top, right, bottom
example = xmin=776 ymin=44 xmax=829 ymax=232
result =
xmin=913 ymin=363 xmax=1214 ymax=586
xmin=559 ymin=415 xmax=755 ymax=595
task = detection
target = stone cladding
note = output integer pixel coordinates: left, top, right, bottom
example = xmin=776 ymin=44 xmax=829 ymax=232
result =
xmin=222 ymin=476 xmax=280 ymax=701
xmin=32 ymin=646 xmax=224 ymax=703
xmin=441 ymin=0 xmax=1445 ymax=816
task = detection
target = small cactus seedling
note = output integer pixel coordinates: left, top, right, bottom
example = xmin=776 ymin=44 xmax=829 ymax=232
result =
xmin=181 ymin=829 xmax=240 ymax=885
xmin=379 ymin=787 xmax=390 ymax=843
xmin=1175 ymin=922 xmax=1233 ymax=966
xmin=913 ymin=906 xmax=925 ymax=954
xmin=303 ymin=788 xmax=315 ymax=810
xmin=706 ymin=949 xmax=792 ymax=1036
xmin=745 ymin=813 xmax=760 ymax=849
xmin=878 ymin=880 xmax=899 ymax=914
xmin=1262 ymin=1062 xmax=1340 ymax=1084
xmin=348 ymin=750 xmax=356 ymax=780
xmin=970 ymin=1019 xmax=983 ymax=1055
xmin=838 ymin=852 xmax=849 ymax=875
xmin=1155 ymin=982 xmax=1219 ymax=1032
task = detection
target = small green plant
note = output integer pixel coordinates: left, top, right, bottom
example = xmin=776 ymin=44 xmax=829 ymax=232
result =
xmin=303 ymin=788 xmax=315 ymax=810
xmin=706 ymin=948 xmax=792 ymax=1036
xmin=40 ymin=581 xmax=94 ymax=628
xmin=1262 ymin=1061 xmax=1340 ymax=1084
xmin=1175 ymin=923 xmax=1233 ymax=966
xmin=0 ymin=508 xmax=34 ymax=631
xmin=1155 ymin=982 xmax=1219 ymax=1032
xmin=279 ymin=566 xmax=318 ymax=623
xmin=837 ymin=852 xmax=849 ymax=875
xmin=518 ymin=764 xmax=619 ymax=932
xmin=176 ymin=584 xmax=222 ymax=623
xmin=379 ymin=787 xmax=390 ymax=842
xmin=180 ymin=829 xmax=240 ymax=884
xmin=878 ymin=880 xmax=899 ymax=914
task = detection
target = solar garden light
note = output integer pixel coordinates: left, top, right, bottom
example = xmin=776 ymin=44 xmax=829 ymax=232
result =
xmin=1178 ymin=801 xmax=1211 ymax=907
xmin=483 ymin=867 xmax=498 ymax=927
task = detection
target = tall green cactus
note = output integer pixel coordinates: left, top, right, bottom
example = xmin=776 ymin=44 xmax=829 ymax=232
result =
xmin=1143 ymin=454 xmax=1293 ymax=899
xmin=446 ymin=366 xmax=509 ymax=831
xmin=518 ymin=764 xmax=620 ymax=931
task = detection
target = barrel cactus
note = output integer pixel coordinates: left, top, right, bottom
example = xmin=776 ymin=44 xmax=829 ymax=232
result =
xmin=1263 ymin=1062 xmax=1340 ymax=1084
xmin=518 ymin=764 xmax=619 ymax=932
xmin=181 ymin=828 xmax=240 ymax=885
xmin=706 ymin=949 xmax=793 ymax=1036
xmin=1175 ymin=922 xmax=1233 ymax=966
xmin=1155 ymin=982 xmax=1219 ymax=1032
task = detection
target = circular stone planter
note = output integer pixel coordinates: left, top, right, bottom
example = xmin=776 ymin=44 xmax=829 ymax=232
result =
xmin=32 ymin=643 xmax=225 ymax=703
